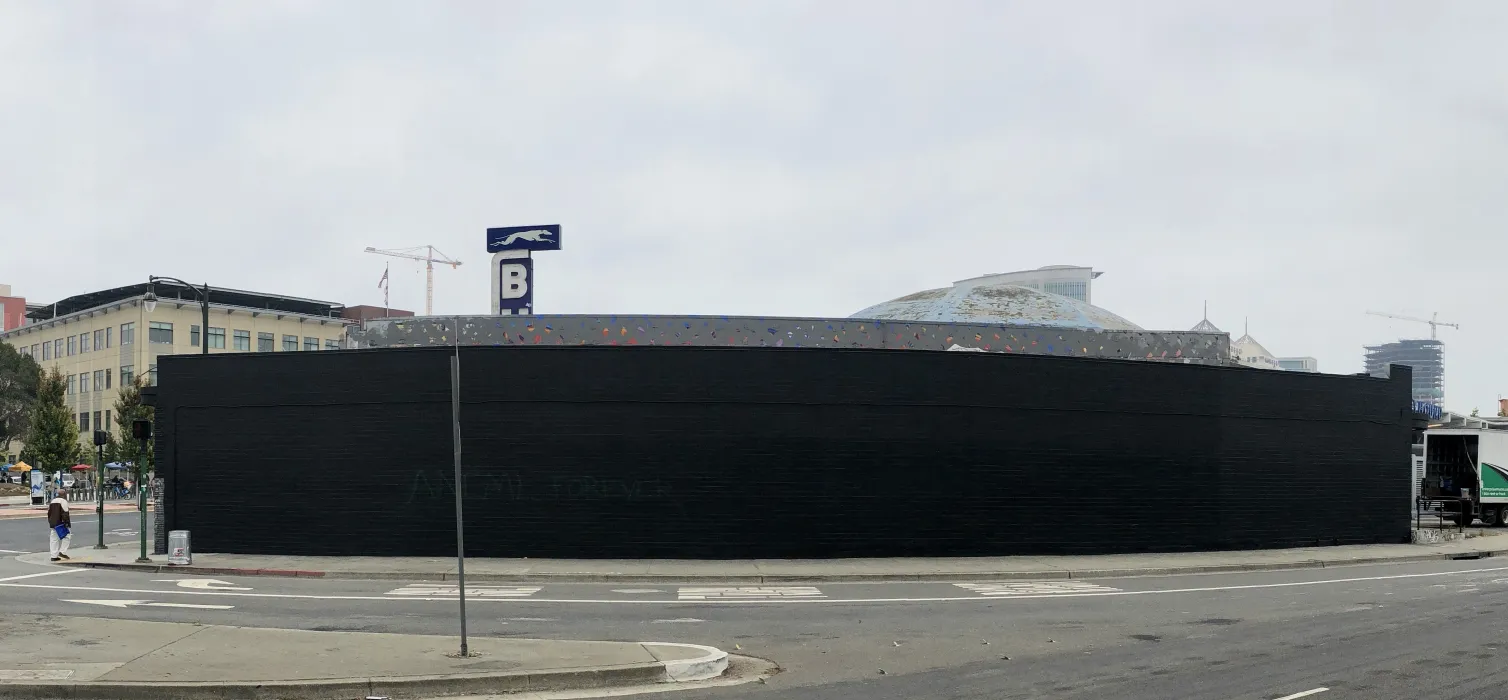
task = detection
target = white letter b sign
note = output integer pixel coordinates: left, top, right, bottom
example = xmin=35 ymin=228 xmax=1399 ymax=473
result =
xmin=501 ymin=263 xmax=529 ymax=299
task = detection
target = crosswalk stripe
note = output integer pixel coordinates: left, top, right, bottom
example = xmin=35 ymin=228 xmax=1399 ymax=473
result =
xmin=677 ymin=586 xmax=825 ymax=600
xmin=954 ymin=581 xmax=1122 ymax=597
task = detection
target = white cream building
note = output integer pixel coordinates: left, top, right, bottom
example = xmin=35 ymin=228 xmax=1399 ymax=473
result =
xmin=1 ymin=281 xmax=353 ymax=462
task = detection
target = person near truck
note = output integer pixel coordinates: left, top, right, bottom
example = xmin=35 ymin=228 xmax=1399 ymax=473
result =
xmin=47 ymin=488 xmax=72 ymax=562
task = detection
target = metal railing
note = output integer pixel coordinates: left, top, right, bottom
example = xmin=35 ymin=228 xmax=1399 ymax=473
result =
xmin=59 ymin=484 xmax=146 ymax=504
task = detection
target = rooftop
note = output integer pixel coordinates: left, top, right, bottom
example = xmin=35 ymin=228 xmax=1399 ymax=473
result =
xmin=25 ymin=281 xmax=345 ymax=322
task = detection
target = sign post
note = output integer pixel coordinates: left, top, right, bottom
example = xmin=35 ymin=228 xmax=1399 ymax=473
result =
xmin=487 ymin=225 xmax=561 ymax=315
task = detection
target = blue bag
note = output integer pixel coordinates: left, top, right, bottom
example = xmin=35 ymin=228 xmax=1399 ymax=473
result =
xmin=53 ymin=524 xmax=69 ymax=540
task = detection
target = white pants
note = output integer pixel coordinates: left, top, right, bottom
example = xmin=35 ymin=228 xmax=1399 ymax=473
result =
xmin=49 ymin=529 xmax=70 ymax=559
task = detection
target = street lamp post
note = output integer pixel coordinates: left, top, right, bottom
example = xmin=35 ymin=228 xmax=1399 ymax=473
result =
xmin=144 ymin=276 xmax=210 ymax=355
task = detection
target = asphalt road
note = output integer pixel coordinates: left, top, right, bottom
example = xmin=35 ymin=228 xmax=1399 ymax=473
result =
xmin=4 ymin=547 xmax=1508 ymax=699
xmin=0 ymin=510 xmax=152 ymax=555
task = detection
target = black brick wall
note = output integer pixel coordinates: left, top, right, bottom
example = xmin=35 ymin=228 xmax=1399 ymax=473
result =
xmin=157 ymin=346 xmax=1413 ymax=558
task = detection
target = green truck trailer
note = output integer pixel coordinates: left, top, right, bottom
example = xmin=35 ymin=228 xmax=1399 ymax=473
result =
xmin=1421 ymin=428 xmax=1508 ymax=526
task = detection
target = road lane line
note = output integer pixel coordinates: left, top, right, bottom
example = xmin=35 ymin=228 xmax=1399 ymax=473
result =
xmin=0 ymin=569 xmax=85 ymax=583
xmin=0 ymin=550 xmax=28 ymax=554
xmin=1272 ymin=689 xmax=1328 ymax=700
xmin=5 ymin=563 xmax=1508 ymax=604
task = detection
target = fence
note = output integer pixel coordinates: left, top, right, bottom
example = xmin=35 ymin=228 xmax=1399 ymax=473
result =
xmin=157 ymin=345 xmax=1417 ymax=559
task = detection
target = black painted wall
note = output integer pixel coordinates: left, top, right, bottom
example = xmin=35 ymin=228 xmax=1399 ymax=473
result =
xmin=157 ymin=346 xmax=1413 ymax=558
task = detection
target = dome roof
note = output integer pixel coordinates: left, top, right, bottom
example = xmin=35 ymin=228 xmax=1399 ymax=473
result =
xmin=850 ymin=282 xmax=1143 ymax=331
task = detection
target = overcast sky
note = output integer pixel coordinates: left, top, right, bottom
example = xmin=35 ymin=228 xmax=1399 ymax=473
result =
xmin=4 ymin=1 xmax=1506 ymax=412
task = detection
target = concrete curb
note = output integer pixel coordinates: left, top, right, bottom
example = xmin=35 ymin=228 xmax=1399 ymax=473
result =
xmin=57 ymin=550 xmax=1499 ymax=583
xmin=0 ymin=642 xmax=729 ymax=700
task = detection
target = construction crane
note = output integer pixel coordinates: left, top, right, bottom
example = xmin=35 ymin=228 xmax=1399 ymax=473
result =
xmin=1364 ymin=310 xmax=1460 ymax=340
xmin=363 ymin=245 xmax=462 ymax=316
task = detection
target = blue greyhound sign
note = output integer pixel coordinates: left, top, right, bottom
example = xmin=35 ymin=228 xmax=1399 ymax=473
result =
xmin=488 ymin=225 xmax=561 ymax=315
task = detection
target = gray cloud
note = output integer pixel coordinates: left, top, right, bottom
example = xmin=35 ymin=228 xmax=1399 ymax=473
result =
xmin=3 ymin=0 xmax=1505 ymax=411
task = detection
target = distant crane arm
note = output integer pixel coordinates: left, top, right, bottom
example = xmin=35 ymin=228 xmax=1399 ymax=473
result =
xmin=1364 ymin=310 xmax=1460 ymax=340
xmin=364 ymin=245 xmax=462 ymax=315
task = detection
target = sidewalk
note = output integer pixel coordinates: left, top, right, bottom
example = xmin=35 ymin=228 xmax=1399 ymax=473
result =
xmin=0 ymin=503 xmax=145 ymax=520
xmin=0 ymin=613 xmax=728 ymax=700
xmin=53 ymin=531 xmax=1508 ymax=583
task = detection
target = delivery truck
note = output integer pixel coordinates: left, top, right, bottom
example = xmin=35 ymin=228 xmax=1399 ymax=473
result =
xmin=1420 ymin=428 xmax=1508 ymax=527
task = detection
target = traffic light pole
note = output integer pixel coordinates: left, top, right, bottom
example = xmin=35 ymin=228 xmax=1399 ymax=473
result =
xmin=135 ymin=440 xmax=148 ymax=563
xmin=94 ymin=440 xmax=106 ymax=550
xmin=131 ymin=419 xmax=152 ymax=564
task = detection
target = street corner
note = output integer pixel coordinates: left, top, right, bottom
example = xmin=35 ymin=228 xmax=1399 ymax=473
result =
xmin=0 ymin=617 xmax=752 ymax=700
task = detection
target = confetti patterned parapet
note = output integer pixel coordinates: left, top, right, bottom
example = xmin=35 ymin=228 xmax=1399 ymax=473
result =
xmin=351 ymin=315 xmax=1230 ymax=365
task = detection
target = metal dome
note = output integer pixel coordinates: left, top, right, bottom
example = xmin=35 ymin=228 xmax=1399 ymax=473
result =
xmin=850 ymin=282 xmax=1143 ymax=331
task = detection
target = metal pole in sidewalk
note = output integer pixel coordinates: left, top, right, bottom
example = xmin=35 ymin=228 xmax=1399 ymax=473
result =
xmin=94 ymin=439 xmax=106 ymax=550
xmin=450 ymin=319 xmax=468 ymax=657
xmin=135 ymin=442 xmax=148 ymax=563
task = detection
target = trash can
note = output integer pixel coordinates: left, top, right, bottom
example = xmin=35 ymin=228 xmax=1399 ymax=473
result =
xmin=168 ymin=530 xmax=191 ymax=566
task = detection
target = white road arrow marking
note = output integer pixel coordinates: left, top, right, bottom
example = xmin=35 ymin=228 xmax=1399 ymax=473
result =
xmin=63 ymin=599 xmax=234 ymax=610
xmin=153 ymin=578 xmax=251 ymax=591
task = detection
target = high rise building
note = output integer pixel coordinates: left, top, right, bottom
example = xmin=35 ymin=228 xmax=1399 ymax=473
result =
xmin=1364 ymin=339 xmax=1444 ymax=407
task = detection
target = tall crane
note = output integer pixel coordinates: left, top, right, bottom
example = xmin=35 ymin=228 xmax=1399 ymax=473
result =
xmin=1364 ymin=310 xmax=1460 ymax=340
xmin=363 ymin=245 xmax=462 ymax=316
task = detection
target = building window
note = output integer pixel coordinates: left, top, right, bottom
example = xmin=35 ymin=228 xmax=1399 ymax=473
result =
xmin=80 ymin=332 xmax=91 ymax=353
xmin=233 ymin=329 xmax=250 ymax=351
xmin=54 ymin=339 xmax=63 ymax=358
xmin=79 ymin=372 xmax=89 ymax=393
xmin=105 ymin=368 xmax=112 ymax=389
xmin=282 ymin=334 xmax=298 ymax=351
xmin=104 ymin=409 xmax=111 ymax=431
xmin=325 ymin=339 xmax=340 ymax=350
xmin=66 ymin=374 xmax=76 ymax=395
xmin=257 ymin=332 xmax=274 ymax=352
xmin=149 ymin=321 xmax=173 ymax=344
xmin=120 ymin=322 xmax=134 ymax=345
xmin=30 ymin=344 xmax=38 ymax=358
xmin=41 ymin=343 xmax=51 ymax=361
xmin=304 ymin=336 xmax=318 ymax=351
xmin=94 ymin=370 xmax=104 ymax=392
xmin=79 ymin=413 xmax=89 ymax=432
xmin=207 ymin=327 xmax=225 ymax=349
xmin=121 ymin=365 xmax=134 ymax=386
xmin=105 ymin=326 xmax=112 ymax=348
xmin=67 ymin=335 xmax=76 ymax=356
xmin=147 ymin=364 xmax=158 ymax=387
xmin=190 ymin=325 xmax=201 ymax=347
xmin=94 ymin=329 xmax=105 ymax=351
xmin=93 ymin=411 xmax=102 ymax=434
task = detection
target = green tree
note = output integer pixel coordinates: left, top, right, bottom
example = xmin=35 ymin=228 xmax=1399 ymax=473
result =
xmin=22 ymin=368 xmax=81 ymax=472
xmin=1472 ymin=407 xmax=1480 ymax=417
xmin=112 ymin=375 xmax=154 ymax=477
xmin=0 ymin=343 xmax=42 ymax=458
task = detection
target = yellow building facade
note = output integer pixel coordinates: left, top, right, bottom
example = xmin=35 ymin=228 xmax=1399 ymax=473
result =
xmin=1 ymin=282 xmax=353 ymax=462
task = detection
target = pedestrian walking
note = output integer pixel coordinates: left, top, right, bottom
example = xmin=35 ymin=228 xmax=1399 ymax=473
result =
xmin=48 ymin=488 xmax=72 ymax=562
